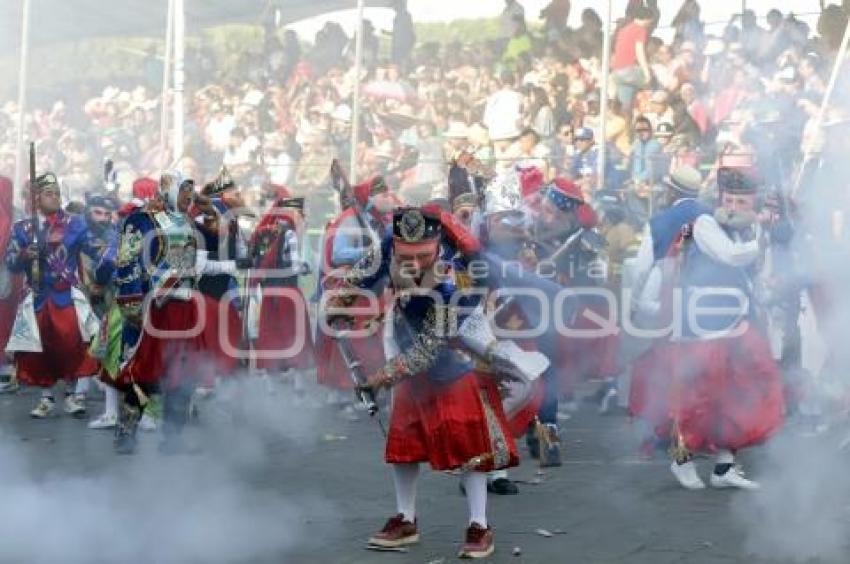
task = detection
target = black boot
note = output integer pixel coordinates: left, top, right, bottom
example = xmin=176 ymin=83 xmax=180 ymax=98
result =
xmin=526 ymin=424 xmax=541 ymax=460
xmin=114 ymin=403 xmax=141 ymax=455
xmin=487 ymin=478 xmax=519 ymax=495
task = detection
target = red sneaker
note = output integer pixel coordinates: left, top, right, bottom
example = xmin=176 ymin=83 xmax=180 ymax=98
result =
xmin=368 ymin=514 xmax=419 ymax=548
xmin=458 ymin=522 xmax=494 ymax=559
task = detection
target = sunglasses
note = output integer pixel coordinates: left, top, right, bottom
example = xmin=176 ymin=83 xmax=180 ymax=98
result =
xmin=636 ymin=128 xmax=651 ymax=133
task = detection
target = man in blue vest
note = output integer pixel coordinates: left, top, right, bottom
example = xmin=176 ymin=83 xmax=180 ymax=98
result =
xmin=628 ymin=166 xmax=709 ymax=455
xmin=666 ymin=166 xmax=784 ymax=490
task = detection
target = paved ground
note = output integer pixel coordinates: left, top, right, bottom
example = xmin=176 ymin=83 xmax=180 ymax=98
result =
xmin=0 ymin=375 xmax=848 ymax=564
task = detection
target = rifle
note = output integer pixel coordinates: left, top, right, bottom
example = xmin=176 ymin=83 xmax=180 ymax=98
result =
xmin=332 ymin=318 xmax=386 ymax=435
xmin=28 ymin=143 xmax=40 ymax=288
xmin=330 ymin=159 xmax=354 ymax=210
xmin=491 ymin=227 xmax=593 ymax=324
xmin=103 ymin=158 xmax=119 ymax=195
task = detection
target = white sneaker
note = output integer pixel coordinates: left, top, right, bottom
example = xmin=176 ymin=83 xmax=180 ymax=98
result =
xmin=670 ymin=461 xmax=706 ymax=490
xmin=30 ymin=397 xmax=56 ymax=418
xmin=139 ymin=413 xmax=158 ymax=432
xmin=63 ymin=394 xmax=86 ymax=417
xmin=710 ymin=467 xmax=760 ymax=490
xmin=599 ymin=388 xmax=618 ymax=414
xmin=87 ymin=413 xmax=117 ymax=429
xmin=0 ymin=379 xmax=19 ymax=394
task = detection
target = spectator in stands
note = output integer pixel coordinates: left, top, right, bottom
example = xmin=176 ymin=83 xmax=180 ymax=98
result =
xmin=611 ymin=7 xmax=654 ymax=111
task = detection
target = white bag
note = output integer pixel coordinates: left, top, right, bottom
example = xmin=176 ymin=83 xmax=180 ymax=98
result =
xmin=5 ymin=291 xmax=42 ymax=353
xmin=71 ymin=287 xmax=100 ymax=343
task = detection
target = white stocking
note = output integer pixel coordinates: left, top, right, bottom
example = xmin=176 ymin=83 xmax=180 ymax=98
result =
xmin=462 ymin=472 xmax=488 ymax=528
xmin=391 ymin=463 xmax=419 ymax=522
xmin=103 ymin=385 xmax=119 ymax=418
xmin=75 ymin=377 xmax=92 ymax=396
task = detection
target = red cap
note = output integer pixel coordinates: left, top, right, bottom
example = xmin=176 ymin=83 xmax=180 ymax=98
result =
xmin=132 ymin=177 xmax=158 ymax=201
xmin=353 ymin=176 xmax=388 ymax=207
xmin=268 ymin=184 xmax=291 ymax=200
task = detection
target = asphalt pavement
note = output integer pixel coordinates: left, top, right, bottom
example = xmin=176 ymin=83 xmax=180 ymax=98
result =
xmin=0 ymin=375 xmax=847 ymax=564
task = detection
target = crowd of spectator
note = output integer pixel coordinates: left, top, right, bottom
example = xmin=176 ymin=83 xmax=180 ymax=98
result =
xmin=0 ymin=0 xmax=847 ymax=227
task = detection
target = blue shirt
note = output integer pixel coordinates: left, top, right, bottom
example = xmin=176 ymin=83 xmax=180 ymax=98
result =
xmin=631 ymin=138 xmax=663 ymax=184
xmin=6 ymin=211 xmax=113 ymax=310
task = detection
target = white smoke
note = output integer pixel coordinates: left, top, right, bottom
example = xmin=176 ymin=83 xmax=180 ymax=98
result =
xmin=0 ymin=372 xmax=334 ymax=564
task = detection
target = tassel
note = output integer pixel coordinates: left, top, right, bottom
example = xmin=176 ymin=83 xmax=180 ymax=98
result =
xmin=534 ymin=417 xmax=549 ymax=468
xmin=132 ymin=382 xmax=149 ymax=407
xmin=668 ymin=420 xmax=690 ymax=463
xmin=459 ymin=453 xmax=494 ymax=474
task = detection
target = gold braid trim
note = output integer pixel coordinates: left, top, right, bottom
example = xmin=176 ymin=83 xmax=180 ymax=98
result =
xmin=380 ymin=306 xmax=446 ymax=386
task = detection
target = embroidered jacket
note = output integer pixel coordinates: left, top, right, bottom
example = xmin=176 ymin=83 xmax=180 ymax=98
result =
xmin=341 ymin=234 xmax=483 ymax=385
xmin=6 ymin=210 xmax=113 ymax=311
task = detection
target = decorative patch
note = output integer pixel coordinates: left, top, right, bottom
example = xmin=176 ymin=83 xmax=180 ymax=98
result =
xmin=479 ymin=390 xmax=510 ymax=470
xmin=118 ymin=226 xmax=143 ymax=266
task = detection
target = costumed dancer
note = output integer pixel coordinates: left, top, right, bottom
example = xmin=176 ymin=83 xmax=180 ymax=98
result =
xmin=113 ymin=171 xmax=249 ymax=454
xmin=329 ymin=206 xmax=519 ymax=558
xmin=456 ymin=168 xmax=548 ymax=494
xmin=76 ymin=192 xmax=119 ymax=417
xmin=627 ymin=166 xmax=708 ymax=454
xmin=0 ymin=176 xmax=23 ymax=393
xmin=666 ymin=167 xmax=785 ymax=490
xmin=5 ymin=173 xmax=110 ymax=418
xmin=248 ymin=189 xmax=316 ymax=392
xmin=316 ymin=175 xmax=393 ymax=410
xmin=521 ymin=178 xmax=614 ymax=466
xmin=192 ymin=167 xmax=246 ymax=380
xmin=89 ymin=178 xmax=159 ymax=430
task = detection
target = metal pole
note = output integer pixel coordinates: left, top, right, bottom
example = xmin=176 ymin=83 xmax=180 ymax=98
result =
xmin=13 ymin=0 xmax=32 ymax=209
xmin=172 ymin=0 xmax=185 ymax=165
xmin=792 ymin=17 xmax=850 ymax=193
xmin=597 ymin=0 xmax=612 ymax=192
xmin=159 ymin=0 xmax=175 ymax=170
xmin=349 ymin=0 xmax=366 ymax=182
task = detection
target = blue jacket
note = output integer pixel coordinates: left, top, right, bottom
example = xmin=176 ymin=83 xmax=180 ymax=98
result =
xmin=6 ymin=211 xmax=113 ymax=310
xmin=345 ymin=234 xmax=482 ymax=384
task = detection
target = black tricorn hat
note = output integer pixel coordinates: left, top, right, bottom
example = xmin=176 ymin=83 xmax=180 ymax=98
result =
xmin=392 ymin=206 xmax=442 ymax=243
xmin=717 ymin=166 xmax=759 ymax=194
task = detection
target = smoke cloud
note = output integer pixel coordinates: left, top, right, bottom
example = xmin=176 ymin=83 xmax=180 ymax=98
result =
xmin=0 ymin=373 xmax=334 ymax=564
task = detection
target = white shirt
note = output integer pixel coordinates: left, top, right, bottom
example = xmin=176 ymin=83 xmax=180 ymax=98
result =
xmin=630 ymin=205 xmax=760 ymax=316
xmin=484 ymin=88 xmax=524 ymax=141
xmin=692 ymin=214 xmax=759 ymax=268
xmin=205 ymin=115 xmax=235 ymax=152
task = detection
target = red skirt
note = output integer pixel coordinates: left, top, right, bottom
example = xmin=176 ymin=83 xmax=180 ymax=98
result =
xmin=628 ymin=342 xmax=675 ymax=438
xmin=119 ymin=296 xmax=233 ymax=390
xmin=670 ymin=325 xmax=785 ymax=452
xmin=204 ymin=296 xmax=241 ymax=377
xmin=507 ymin=379 xmax=544 ymax=437
xmin=255 ymin=288 xmax=316 ymax=371
xmin=385 ymin=371 xmax=520 ymax=472
xmin=316 ymin=295 xmax=385 ymax=390
xmin=16 ymin=298 xmax=99 ymax=387
xmin=557 ymin=302 xmax=620 ymax=396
